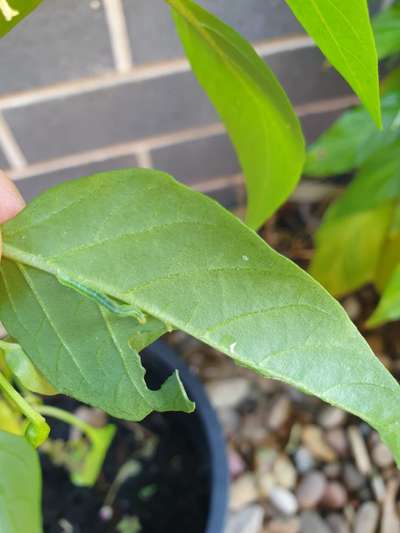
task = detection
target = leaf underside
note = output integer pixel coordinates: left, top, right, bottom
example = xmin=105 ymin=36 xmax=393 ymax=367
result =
xmin=0 ymin=259 xmax=194 ymax=421
xmin=1 ymin=169 xmax=400 ymax=465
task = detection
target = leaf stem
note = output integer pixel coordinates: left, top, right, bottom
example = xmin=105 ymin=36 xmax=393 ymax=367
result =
xmin=36 ymin=405 xmax=98 ymax=441
xmin=0 ymin=370 xmax=49 ymax=447
xmin=37 ymin=405 xmax=116 ymax=486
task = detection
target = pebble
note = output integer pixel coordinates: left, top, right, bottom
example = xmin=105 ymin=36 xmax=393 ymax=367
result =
xmin=267 ymin=395 xmax=291 ymax=430
xmin=241 ymin=413 xmax=269 ymax=444
xmin=302 ymin=425 xmax=336 ymax=462
xmin=225 ymin=504 xmax=264 ymax=533
xmin=371 ymin=475 xmax=386 ymax=502
xmin=326 ymin=513 xmax=350 ymax=533
xmin=294 ymin=447 xmax=315 ymax=473
xmin=273 ymin=455 xmax=297 ymax=490
xmin=318 ymin=407 xmax=347 ymax=429
xmin=206 ymin=378 xmax=251 ymax=409
xmin=228 ymin=447 xmax=246 ymax=478
xmin=343 ymin=463 xmax=365 ymax=492
xmin=229 ymin=474 xmax=259 ymax=511
xmin=266 ymin=517 xmax=300 ymax=533
xmin=348 ymin=426 xmax=372 ymax=475
xmin=321 ymin=481 xmax=348 ymax=509
xmin=269 ymin=487 xmax=298 ymax=516
xmin=343 ymin=296 xmax=361 ymax=321
xmin=296 ymin=471 xmax=327 ymax=509
xmin=371 ymin=442 xmax=394 ymax=468
xmin=255 ymin=448 xmax=277 ymax=475
xmin=217 ymin=408 xmax=240 ymax=436
xmin=354 ymin=502 xmax=379 ymax=533
xmin=300 ymin=511 xmax=331 ymax=533
xmin=381 ymin=478 xmax=400 ymax=533
xmin=326 ymin=429 xmax=349 ymax=457
xmin=324 ymin=463 xmax=341 ymax=479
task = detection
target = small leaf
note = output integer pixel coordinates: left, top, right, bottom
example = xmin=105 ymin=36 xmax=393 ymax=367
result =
xmin=2 ymin=169 xmax=400 ymax=464
xmin=0 ymin=339 xmax=57 ymax=395
xmin=0 ymin=0 xmax=43 ymax=38
xmin=168 ymin=0 xmax=304 ymax=229
xmin=368 ymin=265 xmax=400 ymax=326
xmin=285 ymin=0 xmax=381 ymax=126
xmin=373 ymin=1 xmax=400 ymax=59
xmin=324 ymin=140 xmax=400 ymax=219
xmin=305 ymin=92 xmax=400 ymax=177
xmin=0 ymin=430 xmax=42 ymax=533
xmin=0 ymin=260 xmax=194 ymax=421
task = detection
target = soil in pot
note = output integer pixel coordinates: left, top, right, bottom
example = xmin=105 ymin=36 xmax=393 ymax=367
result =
xmin=41 ymin=396 xmax=210 ymax=533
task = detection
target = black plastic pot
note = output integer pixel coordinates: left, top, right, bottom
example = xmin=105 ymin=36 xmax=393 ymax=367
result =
xmin=142 ymin=340 xmax=229 ymax=533
xmin=42 ymin=340 xmax=229 ymax=533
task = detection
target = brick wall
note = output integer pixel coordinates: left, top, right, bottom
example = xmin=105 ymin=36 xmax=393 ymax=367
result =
xmin=0 ymin=0 xmax=377 ymax=209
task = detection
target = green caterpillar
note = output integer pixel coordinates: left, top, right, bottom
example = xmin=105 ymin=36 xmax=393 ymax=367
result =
xmin=57 ymin=274 xmax=147 ymax=324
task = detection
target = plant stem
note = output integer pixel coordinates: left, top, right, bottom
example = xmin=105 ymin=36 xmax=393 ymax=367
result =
xmin=0 ymin=370 xmax=49 ymax=447
xmin=36 ymin=405 xmax=98 ymax=441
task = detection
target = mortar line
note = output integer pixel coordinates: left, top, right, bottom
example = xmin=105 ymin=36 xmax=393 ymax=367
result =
xmin=0 ymin=113 xmax=27 ymax=169
xmin=103 ymin=0 xmax=133 ymax=72
xmin=136 ymin=149 xmax=153 ymax=168
xmin=0 ymin=34 xmax=314 ymax=110
xmin=9 ymin=123 xmax=225 ymax=180
xmin=9 ymin=94 xmax=355 ymax=182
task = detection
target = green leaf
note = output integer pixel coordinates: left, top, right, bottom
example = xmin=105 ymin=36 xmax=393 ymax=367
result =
xmin=0 ymin=0 xmax=42 ymax=38
xmin=310 ymin=143 xmax=400 ymax=296
xmin=167 ymin=0 xmax=305 ymax=229
xmin=309 ymin=203 xmax=393 ymax=296
xmin=324 ymin=140 xmax=400 ymax=219
xmin=368 ymin=265 xmax=400 ymax=326
xmin=0 ymin=260 xmax=194 ymax=421
xmin=0 ymin=430 xmax=42 ymax=533
xmin=2 ymin=169 xmax=400 ymax=464
xmin=305 ymin=92 xmax=400 ymax=177
xmin=373 ymin=1 xmax=400 ymax=59
xmin=0 ymin=340 xmax=57 ymax=396
xmin=285 ymin=0 xmax=381 ymax=126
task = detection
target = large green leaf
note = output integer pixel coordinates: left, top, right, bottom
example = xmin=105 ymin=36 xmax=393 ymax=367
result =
xmin=285 ymin=0 xmax=381 ymax=126
xmin=0 ymin=0 xmax=42 ymax=38
xmin=0 ymin=430 xmax=42 ymax=533
xmin=167 ymin=0 xmax=304 ymax=229
xmin=1 ymin=169 xmax=400 ymax=464
xmin=305 ymin=92 xmax=400 ymax=177
xmin=0 ymin=261 xmax=194 ymax=421
xmin=373 ymin=1 xmax=400 ymax=59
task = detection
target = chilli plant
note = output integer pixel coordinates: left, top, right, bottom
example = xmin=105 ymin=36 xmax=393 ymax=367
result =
xmin=0 ymin=0 xmax=399 ymax=531
xmin=306 ymin=1 xmax=400 ymax=326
